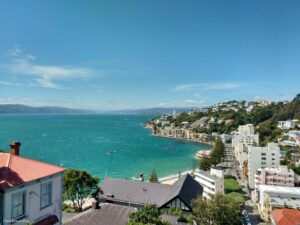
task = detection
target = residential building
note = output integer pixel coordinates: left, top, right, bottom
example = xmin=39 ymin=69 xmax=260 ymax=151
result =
xmin=288 ymin=130 xmax=300 ymax=139
xmin=255 ymin=166 xmax=295 ymax=187
xmin=271 ymin=209 xmax=300 ymax=225
xmin=291 ymin=153 xmax=300 ymax=163
xmin=254 ymin=166 xmax=295 ymax=201
xmin=232 ymin=124 xmax=259 ymax=169
xmin=220 ymin=134 xmax=232 ymax=144
xmin=278 ymin=120 xmax=296 ymax=129
xmin=99 ymin=174 xmax=203 ymax=212
xmin=238 ymin=124 xmax=255 ymax=135
xmin=194 ymin=167 xmax=224 ymax=198
xmin=280 ymin=140 xmax=299 ymax=147
xmin=258 ymin=185 xmax=300 ymax=221
xmin=0 ymin=141 xmax=66 ymax=225
xmin=248 ymin=143 xmax=280 ymax=189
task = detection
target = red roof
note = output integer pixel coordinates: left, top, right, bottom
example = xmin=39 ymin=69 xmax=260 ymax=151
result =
xmin=271 ymin=209 xmax=300 ymax=225
xmin=0 ymin=153 xmax=66 ymax=190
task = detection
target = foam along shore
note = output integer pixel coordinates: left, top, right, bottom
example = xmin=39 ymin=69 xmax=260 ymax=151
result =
xmin=152 ymin=133 xmax=212 ymax=145
xmin=158 ymin=170 xmax=193 ymax=185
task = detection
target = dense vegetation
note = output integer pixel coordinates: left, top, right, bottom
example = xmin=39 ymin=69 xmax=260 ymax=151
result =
xmin=199 ymin=137 xmax=225 ymax=170
xmin=127 ymin=205 xmax=170 ymax=225
xmin=192 ymin=194 xmax=243 ymax=225
xmin=224 ymin=178 xmax=241 ymax=194
xmin=168 ymin=94 xmax=300 ymax=145
xmin=63 ymin=169 xmax=99 ymax=212
xmin=149 ymin=169 xmax=158 ymax=183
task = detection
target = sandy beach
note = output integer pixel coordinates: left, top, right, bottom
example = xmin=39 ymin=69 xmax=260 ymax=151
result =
xmin=158 ymin=169 xmax=193 ymax=185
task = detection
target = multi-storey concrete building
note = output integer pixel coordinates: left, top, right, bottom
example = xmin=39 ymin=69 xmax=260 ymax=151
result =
xmin=194 ymin=167 xmax=224 ymax=199
xmin=232 ymin=124 xmax=259 ymax=169
xmin=258 ymin=185 xmax=300 ymax=222
xmin=255 ymin=166 xmax=295 ymax=187
xmin=248 ymin=143 xmax=280 ymax=189
xmin=254 ymin=166 xmax=295 ymax=201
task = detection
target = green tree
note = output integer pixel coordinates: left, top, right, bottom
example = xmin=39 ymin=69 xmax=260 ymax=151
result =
xmin=199 ymin=156 xmax=211 ymax=171
xmin=149 ymin=169 xmax=158 ymax=183
xmin=63 ymin=169 xmax=99 ymax=212
xmin=294 ymin=93 xmax=300 ymax=101
xmin=210 ymin=137 xmax=225 ymax=166
xmin=192 ymin=194 xmax=243 ymax=225
xmin=127 ymin=205 xmax=170 ymax=225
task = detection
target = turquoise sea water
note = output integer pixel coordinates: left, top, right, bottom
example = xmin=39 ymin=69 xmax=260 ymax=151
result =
xmin=0 ymin=114 xmax=210 ymax=180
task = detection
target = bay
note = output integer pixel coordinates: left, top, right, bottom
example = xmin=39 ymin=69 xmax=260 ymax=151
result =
xmin=0 ymin=114 xmax=210 ymax=180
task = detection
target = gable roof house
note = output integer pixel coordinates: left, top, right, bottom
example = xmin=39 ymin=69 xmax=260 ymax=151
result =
xmin=0 ymin=141 xmax=66 ymax=225
xmin=99 ymin=174 xmax=203 ymax=211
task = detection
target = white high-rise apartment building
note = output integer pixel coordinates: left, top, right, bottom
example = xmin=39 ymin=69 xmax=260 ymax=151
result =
xmin=248 ymin=143 xmax=280 ymax=189
xmin=232 ymin=124 xmax=259 ymax=167
xmin=238 ymin=124 xmax=255 ymax=135
xmin=194 ymin=167 xmax=224 ymax=199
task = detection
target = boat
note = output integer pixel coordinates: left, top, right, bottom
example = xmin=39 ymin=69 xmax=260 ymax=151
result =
xmin=196 ymin=150 xmax=211 ymax=158
xmin=107 ymin=150 xmax=114 ymax=155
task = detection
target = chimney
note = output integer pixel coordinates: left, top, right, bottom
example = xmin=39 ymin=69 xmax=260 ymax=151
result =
xmin=10 ymin=141 xmax=21 ymax=156
xmin=91 ymin=200 xmax=100 ymax=209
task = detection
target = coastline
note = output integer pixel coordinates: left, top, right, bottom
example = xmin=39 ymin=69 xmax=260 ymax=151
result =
xmin=151 ymin=133 xmax=213 ymax=146
xmin=144 ymin=123 xmax=212 ymax=146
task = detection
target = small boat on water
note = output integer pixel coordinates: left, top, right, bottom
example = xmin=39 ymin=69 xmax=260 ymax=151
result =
xmin=107 ymin=150 xmax=114 ymax=155
xmin=196 ymin=150 xmax=211 ymax=158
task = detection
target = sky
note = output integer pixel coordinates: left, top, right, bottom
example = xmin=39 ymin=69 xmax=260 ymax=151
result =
xmin=0 ymin=0 xmax=300 ymax=110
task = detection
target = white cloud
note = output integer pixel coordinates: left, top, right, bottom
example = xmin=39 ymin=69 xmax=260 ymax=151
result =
xmin=0 ymin=80 xmax=22 ymax=86
xmin=173 ymin=82 xmax=241 ymax=92
xmin=0 ymin=97 xmax=14 ymax=104
xmin=2 ymin=46 xmax=91 ymax=89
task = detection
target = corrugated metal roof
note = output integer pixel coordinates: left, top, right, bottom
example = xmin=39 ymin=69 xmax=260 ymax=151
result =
xmin=0 ymin=153 xmax=66 ymax=190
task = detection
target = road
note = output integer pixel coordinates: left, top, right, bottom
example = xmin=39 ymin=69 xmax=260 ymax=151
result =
xmin=226 ymin=145 xmax=266 ymax=225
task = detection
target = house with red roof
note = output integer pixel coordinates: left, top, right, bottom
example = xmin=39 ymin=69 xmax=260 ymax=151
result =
xmin=0 ymin=141 xmax=66 ymax=225
xmin=271 ymin=209 xmax=300 ymax=225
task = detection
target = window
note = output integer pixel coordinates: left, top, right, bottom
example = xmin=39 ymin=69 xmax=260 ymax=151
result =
xmin=261 ymin=157 xmax=266 ymax=160
xmin=40 ymin=182 xmax=52 ymax=209
xmin=12 ymin=191 xmax=25 ymax=219
xmin=261 ymin=153 xmax=266 ymax=156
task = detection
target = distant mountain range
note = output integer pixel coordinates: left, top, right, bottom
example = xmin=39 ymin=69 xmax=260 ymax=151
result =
xmin=0 ymin=104 xmax=194 ymax=116
xmin=0 ymin=104 xmax=91 ymax=114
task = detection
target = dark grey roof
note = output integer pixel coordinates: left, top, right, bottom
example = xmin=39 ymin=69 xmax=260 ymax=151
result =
xmin=100 ymin=174 xmax=203 ymax=209
xmin=100 ymin=177 xmax=174 ymax=207
xmin=64 ymin=204 xmax=135 ymax=225
xmin=169 ymin=174 xmax=204 ymax=207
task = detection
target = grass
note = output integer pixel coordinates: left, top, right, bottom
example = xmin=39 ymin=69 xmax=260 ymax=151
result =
xmin=224 ymin=178 xmax=241 ymax=194
xmin=227 ymin=192 xmax=245 ymax=205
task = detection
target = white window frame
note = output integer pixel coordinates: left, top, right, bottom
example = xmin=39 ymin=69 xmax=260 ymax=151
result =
xmin=40 ymin=181 xmax=52 ymax=209
xmin=11 ymin=191 xmax=26 ymax=220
